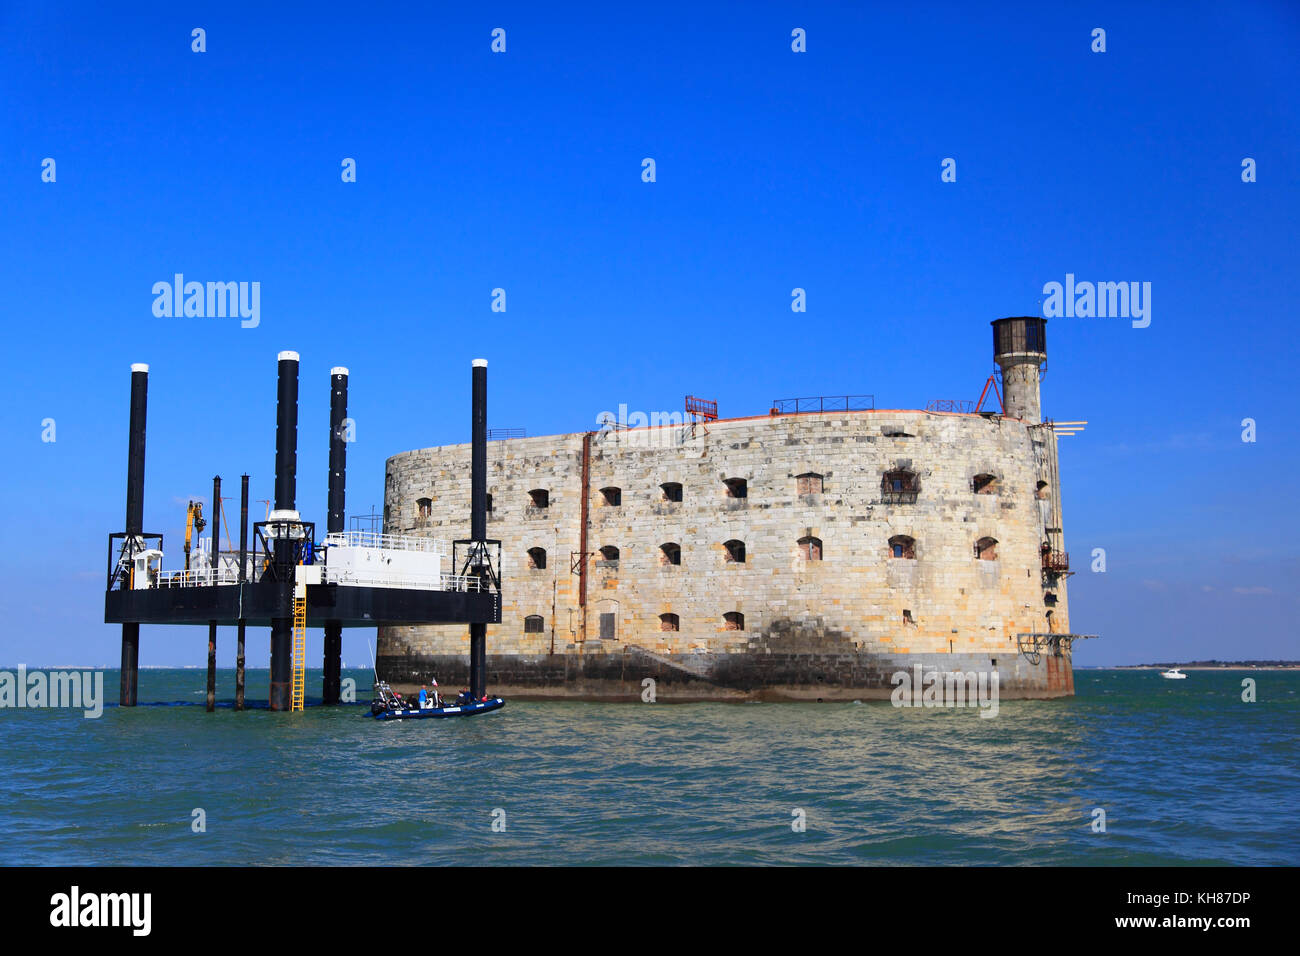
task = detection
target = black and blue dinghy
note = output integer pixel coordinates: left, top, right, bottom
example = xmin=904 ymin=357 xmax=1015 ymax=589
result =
xmin=369 ymin=680 xmax=504 ymax=721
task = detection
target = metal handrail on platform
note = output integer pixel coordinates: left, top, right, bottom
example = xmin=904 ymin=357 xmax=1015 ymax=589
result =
xmin=1015 ymin=632 xmax=1098 ymax=664
xmin=156 ymin=566 xmax=243 ymax=588
xmin=1041 ymin=550 xmax=1071 ymax=573
xmin=322 ymin=568 xmax=487 ymax=592
xmin=323 ymin=531 xmax=446 ymax=554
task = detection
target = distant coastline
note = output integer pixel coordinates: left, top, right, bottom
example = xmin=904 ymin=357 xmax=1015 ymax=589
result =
xmin=1099 ymin=661 xmax=1299 ymax=671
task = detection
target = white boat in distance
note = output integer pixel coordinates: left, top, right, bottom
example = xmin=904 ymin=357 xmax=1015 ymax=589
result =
xmin=1161 ymin=668 xmax=1188 ymax=679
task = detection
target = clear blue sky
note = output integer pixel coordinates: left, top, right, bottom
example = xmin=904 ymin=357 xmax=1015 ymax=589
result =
xmin=1 ymin=1 xmax=1296 ymax=667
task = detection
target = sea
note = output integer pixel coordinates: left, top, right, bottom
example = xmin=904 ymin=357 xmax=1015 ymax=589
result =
xmin=0 ymin=668 xmax=1295 ymax=866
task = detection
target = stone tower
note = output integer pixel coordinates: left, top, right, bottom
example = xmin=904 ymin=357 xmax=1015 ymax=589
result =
xmin=992 ymin=317 xmax=1047 ymax=422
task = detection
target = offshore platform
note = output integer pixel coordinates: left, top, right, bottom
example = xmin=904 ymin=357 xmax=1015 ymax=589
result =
xmin=104 ymin=353 xmax=501 ymax=711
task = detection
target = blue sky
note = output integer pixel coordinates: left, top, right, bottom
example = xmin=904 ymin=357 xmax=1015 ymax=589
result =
xmin=1 ymin=1 xmax=1297 ymax=667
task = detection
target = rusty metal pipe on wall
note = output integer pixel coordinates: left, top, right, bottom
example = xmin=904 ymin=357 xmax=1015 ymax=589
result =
xmin=578 ymin=431 xmax=592 ymax=644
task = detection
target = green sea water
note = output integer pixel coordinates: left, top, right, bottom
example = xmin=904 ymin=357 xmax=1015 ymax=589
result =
xmin=0 ymin=667 xmax=1295 ymax=865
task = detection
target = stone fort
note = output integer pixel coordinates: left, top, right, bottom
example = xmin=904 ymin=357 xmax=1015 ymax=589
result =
xmin=377 ymin=317 xmax=1086 ymax=699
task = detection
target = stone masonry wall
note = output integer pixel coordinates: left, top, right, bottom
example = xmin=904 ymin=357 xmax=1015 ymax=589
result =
xmin=378 ymin=410 xmax=1071 ymax=675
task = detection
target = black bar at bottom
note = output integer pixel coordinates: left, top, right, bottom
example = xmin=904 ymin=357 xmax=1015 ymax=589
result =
xmin=15 ymin=866 xmax=1279 ymax=940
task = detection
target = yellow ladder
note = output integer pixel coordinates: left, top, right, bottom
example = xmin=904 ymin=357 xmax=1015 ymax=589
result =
xmin=291 ymin=592 xmax=307 ymax=712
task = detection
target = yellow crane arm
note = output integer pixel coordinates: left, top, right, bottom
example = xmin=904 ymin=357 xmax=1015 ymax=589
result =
xmin=184 ymin=501 xmax=206 ymax=571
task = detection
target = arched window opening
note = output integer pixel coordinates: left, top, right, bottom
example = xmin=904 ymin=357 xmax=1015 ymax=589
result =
xmin=528 ymin=489 xmax=549 ymax=510
xmin=660 ymin=482 xmax=683 ymax=503
xmin=524 ymin=615 xmax=545 ymax=634
xmin=888 ymin=535 xmax=916 ymax=559
xmin=882 ymin=469 xmax=918 ymax=504
xmin=972 ymin=474 xmax=999 ymax=495
xmin=600 ymin=487 xmax=622 ymax=507
xmin=527 ymin=547 xmax=548 ymax=570
xmin=797 ymin=536 xmax=823 ymax=561
xmin=796 ymin=472 xmax=823 ymax=495
xmin=975 ymin=537 xmax=998 ymax=561
xmin=724 ymin=477 xmax=748 ymax=499
xmin=723 ymin=539 xmax=746 ymax=563
xmin=659 ymin=613 xmax=680 ymax=632
xmin=723 ymin=611 xmax=745 ymax=631
xmin=599 ymin=545 xmax=620 ymax=562
xmin=659 ymin=542 xmax=682 ymax=566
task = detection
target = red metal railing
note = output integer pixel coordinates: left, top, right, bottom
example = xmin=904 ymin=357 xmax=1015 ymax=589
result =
xmin=1042 ymin=550 xmax=1070 ymax=573
xmin=685 ymin=395 xmax=718 ymax=422
xmin=925 ymin=399 xmax=976 ymax=413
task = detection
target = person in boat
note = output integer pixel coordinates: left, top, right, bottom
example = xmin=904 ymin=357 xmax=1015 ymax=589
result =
xmin=418 ymin=685 xmax=431 ymax=709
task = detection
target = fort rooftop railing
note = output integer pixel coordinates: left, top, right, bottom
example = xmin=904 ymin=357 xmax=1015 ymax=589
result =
xmin=771 ymin=395 xmax=875 ymax=414
xmin=925 ymin=399 xmax=977 ymax=413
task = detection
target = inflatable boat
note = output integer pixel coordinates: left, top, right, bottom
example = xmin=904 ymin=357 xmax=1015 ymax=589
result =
xmin=368 ymin=681 xmax=504 ymax=720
